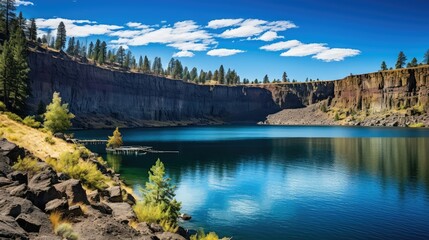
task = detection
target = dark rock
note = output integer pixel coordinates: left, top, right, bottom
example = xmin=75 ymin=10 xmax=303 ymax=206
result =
xmin=45 ymin=198 xmax=68 ymax=213
xmin=8 ymin=171 xmax=28 ymax=184
xmin=28 ymin=168 xmax=59 ymax=190
xmin=0 ymin=138 xmax=25 ymax=165
xmin=16 ymin=213 xmax=41 ymax=232
xmin=67 ymin=205 xmax=84 ymax=217
xmin=125 ymin=193 xmax=136 ymax=205
xmin=87 ymin=190 xmax=100 ymax=202
xmin=150 ymin=223 xmax=163 ymax=233
xmin=0 ymin=176 xmax=13 ymax=187
xmin=177 ymin=226 xmax=190 ymax=239
xmin=156 ymin=232 xmax=187 ymax=240
xmin=0 ymin=155 xmax=11 ymax=176
xmin=0 ymin=215 xmax=29 ymax=239
xmin=106 ymin=202 xmax=136 ymax=224
xmin=91 ymin=202 xmax=112 ymax=214
xmin=135 ymin=222 xmax=154 ymax=235
xmin=8 ymin=183 xmax=27 ymax=197
xmin=0 ymin=197 xmax=36 ymax=218
xmin=54 ymin=179 xmax=89 ymax=204
xmin=57 ymin=172 xmax=70 ymax=181
xmin=53 ymin=132 xmax=66 ymax=140
xmin=90 ymin=159 xmax=108 ymax=174
xmin=179 ymin=213 xmax=192 ymax=221
xmin=107 ymin=186 xmax=122 ymax=202
xmin=26 ymin=186 xmax=64 ymax=210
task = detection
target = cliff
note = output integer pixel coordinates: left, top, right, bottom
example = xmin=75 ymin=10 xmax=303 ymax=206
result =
xmin=27 ymin=50 xmax=279 ymax=128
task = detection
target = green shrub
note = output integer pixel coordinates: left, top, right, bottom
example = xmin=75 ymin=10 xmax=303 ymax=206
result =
xmin=12 ymin=156 xmax=41 ymax=173
xmin=45 ymin=135 xmax=56 ymax=145
xmin=5 ymin=112 xmax=23 ymax=122
xmin=320 ymin=103 xmax=328 ymax=113
xmin=334 ymin=112 xmax=340 ymax=121
xmin=46 ymin=151 xmax=108 ymax=190
xmin=55 ymin=223 xmax=78 ymax=240
xmin=190 ymin=229 xmax=231 ymax=240
xmin=44 ymin=92 xmax=75 ymax=133
xmin=0 ymin=101 xmax=6 ymax=111
xmin=409 ymin=122 xmax=425 ymax=128
xmin=23 ymin=116 xmax=42 ymax=128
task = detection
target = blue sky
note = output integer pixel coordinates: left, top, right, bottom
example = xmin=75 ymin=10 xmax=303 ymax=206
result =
xmin=18 ymin=0 xmax=429 ymax=82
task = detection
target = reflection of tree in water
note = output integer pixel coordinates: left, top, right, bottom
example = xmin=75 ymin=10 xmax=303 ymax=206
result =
xmin=106 ymin=153 xmax=123 ymax=173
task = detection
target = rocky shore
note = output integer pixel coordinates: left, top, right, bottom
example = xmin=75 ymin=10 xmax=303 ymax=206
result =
xmin=0 ymin=138 xmax=189 ymax=240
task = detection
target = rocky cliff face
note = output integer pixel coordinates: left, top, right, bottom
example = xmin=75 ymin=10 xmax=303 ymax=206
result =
xmin=27 ymin=51 xmax=279 ymax=127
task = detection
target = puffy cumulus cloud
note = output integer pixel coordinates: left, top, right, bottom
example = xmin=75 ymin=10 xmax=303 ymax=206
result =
xmin=36 ymin=18 xmax=122 ymax=37
xmin=126 ymin=22 xmax=150 ymax=29
xmin=173 ymin=50 xmax=195 ymax=58
xmin=218 ymin=19 xmax=296 ymax=39
xmin=207 ymin=48 xmax=245 ymax=57
xmin=260 ymin=40 xmax=301 ymax=51
xmin=15 ymin=0 xmax=33 ymax=6
xmin=207 ymin=18 xmax=243 ymax=29
xmin=280 ymin=43 xmax=328 ymax=57
xmin=312 ymin=48 xmax=361 ymax=62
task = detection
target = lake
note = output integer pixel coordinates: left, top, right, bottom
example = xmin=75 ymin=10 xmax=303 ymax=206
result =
xmin=73 ymin=125 xmax=429 ymax=240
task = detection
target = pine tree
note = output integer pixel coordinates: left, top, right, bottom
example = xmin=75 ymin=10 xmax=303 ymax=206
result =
xmin=263 ymin=74 xmax=269 ymax=83
xmin=93 ymin=39 xmax=101 ymax=61
xmin=74 ymin=40 xmax=80 ymax=57
xmin=107 ymin=127 xmax=123 ymax=149
xmin=97 ymin=41 xmax=107 ymax=64
xmin=182 ymin=67 xmax=189 ymax=81
xmin=143 ymin=159 xmax=181 ymax=223
xmin=167 ymin=58 xmax=175 ymax=76
xmin=138 ymin=56 xmax=143 ymax=71
xmin=143 ymin=55 xmax=150 ymax=73
xmin=28 ymin=18 xmax=37 ymax=41
xmin=198 ymin=70 xmax=206 ymax=84
xmin=408 ymin=57 xmax=418 ymax=68
xmin=124 ymin=50 xmax=132 ymax=69
xmin=66 ymin=37 xmax=75 ymax=55
xmin=0 ymin=40 xmax=14 ymax=109
xmin=44 ymin=92 xmax=75 ymax=133
xmin=213 ymin=70 xmax=218 ymax=82
xmin=381 ymin=61 xmax=387 ymax=71
xmin=282 ymin=72 xmax=288 ymax=82
xmin=88 ymin=42 xmax=94 ymax=58
xmin=49 ymin=37 xmax=55 ymax=48
xmin=424 ymin=49 xmax=429 ymax=65
xmin=206 ymin=70 xmax=213 ymax=81
xmin=173 ymin=59 xmax=183 ymax=79
xmin=41 ymin=35 xmax=47 ymax=44
xmin=218 ymin=65 xmax=225 ymax=84
xmin=116 ymin=46 xmax=125 ymax=67
xmin=55 ymin=22 xmax=66 ymax=50
xmin=395 ymin=51 xmax=406 ymax=69
xmin=225 ymin=68 xmax=231 ymax=85
xmin=190 ymin=67 xmax=198 ymax=82
xmin=0 ymin=0 xmax=17 ymax=39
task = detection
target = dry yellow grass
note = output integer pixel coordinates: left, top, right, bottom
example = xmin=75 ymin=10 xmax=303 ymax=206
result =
xmin=0 ymin=114 xmax=75 ymax=159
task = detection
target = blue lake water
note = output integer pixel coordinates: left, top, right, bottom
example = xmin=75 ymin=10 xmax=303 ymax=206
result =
xmin=73 ymin=125 xmax=429 ymax=240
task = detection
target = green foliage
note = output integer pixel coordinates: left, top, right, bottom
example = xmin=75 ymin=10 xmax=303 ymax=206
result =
xmin=4 ymin=111 xmax=22 ymax=122
xmin=407 ymin=57 xmax=418 ymax=68
xmin=55 ymin=22 xmax=66 ymax=50
xmin=22 ymin=116 xmax=41 ymax=128
xmin=12 ymin=156 xmax=41 ymax=173
xmin=395 ymin=51 xmax=406 ymax=69
xmin=334 ymin=112 xmax=340 ymax=121
xmin=190 ymin=229 xmax=231 ymax=240
xmin=380 ymin=61 xmax=387 ymax=71
xmin=134 ymin=159 xmax=181 ymax=231
xmin=107 ymin=127 xmax=123 ymax=148
xmin=320 ymin=103 xmax=328 ymax=113
xmin=0 ymin=101 xmax=5 ymax=111
xmin=263 ymin=74 xmax=269 ymax=83
xmin=29 ymin=18 xmax=37 ymax=41
xmin=44 ymin=92 xmax=75 ymax=133
xmin=55 ymin=223 xmax=79 ymax=240
xmin=46 ymin=150 xmax=108 ymax=190
xmin=409 ymin=123 xmax=425 ymax=128
xmin=45 ymin=135 xmax=55 ymax=145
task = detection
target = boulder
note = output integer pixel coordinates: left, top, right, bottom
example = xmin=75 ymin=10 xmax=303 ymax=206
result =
xmin=135 ymin=222 xmax=154 ymax=235
xmin=0 ymin=155 xmax=11 ymax=176
xmin=87 ymin=190 xmax=100 ymax=202
xmin=0 ymin=138 xmax=25 ymax=165
xmin=0 ymin=197 xmax=36 ymax=218
xmin=8 ymin=183 xmax=27 ymax=197
xmin=0 ymin=215 xmax=29 ymax=239
xmin=27 ymin=171 xmax=65 ymax=209
xmin=8 ymin=171 xmax=28 ymax=184
xmin=179 ymin=213 xmax=192 ymax=221
xmin=16 ymin=213 xmax=42 ymax=232
xmin=0 ymin=176 xmax=13 ymax=187
xmin=125 ymin=193 xmax=136 ymax=205
xmin=53 ymin=133 xmax=66 ymax=140
xmin=106 ymin=186 xmax=122 ymax=202
xmin=57 ymin=172 xmax=70 ymax=181
xmin=150 ymin=223 xmax=163 ymax=233
xmin=106 ymin=202 xmax=136 ymax=224
xmin=54 ymin=179 xmax=89 ymax=204
xmin=67 ymin=205 xmax=84 ymax=217
xmin=156 ymin=232 xmax=187 ymax=240
xmin=28 ymin=168 xmax=59 ymax=190
xmin=91 ymin=202 xmax=113 ymax=214
xmin=45 ymin=198 xmax=69 ymax=213
xmin=90 ymin=159 xmax=108 ymax=174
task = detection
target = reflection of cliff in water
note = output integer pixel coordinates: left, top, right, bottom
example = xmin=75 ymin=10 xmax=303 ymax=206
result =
xmin=330 ymin=138 xmax=429 ymax=194
xmin=106 ymin=153 xmax=122 ymax=173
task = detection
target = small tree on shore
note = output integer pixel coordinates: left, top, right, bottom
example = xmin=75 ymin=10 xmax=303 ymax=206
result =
xmin=107 ymin=127 xmax=123 ymax=148
xmin=44 ymin=92 xmax=74 ymax=133
xmin=395 ymin=51 xmax=406 ymax=69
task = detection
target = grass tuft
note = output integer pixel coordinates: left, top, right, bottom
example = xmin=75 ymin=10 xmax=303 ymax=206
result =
xmin=12 ymin=156 xmax=42 ymax=173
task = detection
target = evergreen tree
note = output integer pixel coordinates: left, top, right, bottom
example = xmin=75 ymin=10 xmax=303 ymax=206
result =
xmin=225 ymin=68 xmax=231 ymax=85
xmin=0 ymin=40 xmax=14 ymax=109
xmin=49 ymin=37 xmax=55 ymax=48
xmin=107 ymin=127 xmax=123 ymax=149
xmin=282 ymin=72 xmax=288 ymax=82
xmin=190 ymin=67 xmax=198 ymax=82
xmin=424 ymin=49 xmax=429 ymax=65
xmin=0 ymin=0 xmax=16 ymax=39
xmin=407 ymin=57 xmax=418 ymax=68
xmin=213 ymin=70 xmax=218 ymax=82
xmin=206 ymin=70 xmax=212 ymax=81
xmin=381 ymin=61 xmax=387 ymax=71
xmin=88 ymin=41 xmax=94 ymax=58
xmin=74 ymin=40 xmax=80 ymax=57
xmin=41 ymin=35 xmax=47 ymax=44
xmin=116 ymin=46 xmax=125 ymax=67
xmin=44 ymin=92 xmax=75 ymax=133
xmin=143 ymin=55 xmax=150 ymax=73
xmin=108 ymin=49 xmax=115 ymax=63
xmin=138 ymin=56 xmax=143 ymax=71
xmin=254 ymin=78 xmax=259 ymax=84
xmin=93 ymin=39 xmax=101 ymax=61
xmin=28 ymin=18 xmax=37 ymax=41
xmin=395 ymin=51 xmax=406 ymax=69
xmin=55 ymin=22 xmax=66 ymax=50
xmin=182 ymin=67 xmax=189 ymax=81
xmin=263 ymin=74 xmax=269 ymax=83
xmin=97 ymin=41 xmax=107 ymax=64
xmin=218 ymin=65 xmax=225 ymax=84
xmin=66 ymin=37 xmax=75 ymax=55
xmin=124 ymin=50 xmax=132 ymax=69
xmin=143 ymin=159 xmax=181 ymax=224
xmin=167 ymin=58 xmax=175 ymax=76
xmin=173 ymin=59 xmax=183 ymax=79
xmin=198 ymin=70 xmax=206 ymax=84
xmin=15 ymin=11 xmax=25 ymax=31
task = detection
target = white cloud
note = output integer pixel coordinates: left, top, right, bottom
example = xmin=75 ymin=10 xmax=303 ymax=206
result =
xmin=280 ymin=43 xmax=328 ymax=57
xmin=36 ymin=18 xmax=122 ymax=38
xmin=15 ymin=0 xmax=33 ymax=6
xmin=256 ymin=31 xmax=284 ymax=41
xmin=207 ymin=18 xmax=243 ymax=29
xmin=126 ymin=22 xmax=150 ymax=29
xmin=207 ymin=48 xmax=245 ymax=57
xmin=173 ymin=50 xmax=195 ymax=57
xmin=312 ymin=48 xmax=361 ymax=62
xmin=260 ymin=40 xmax=301 ymax=51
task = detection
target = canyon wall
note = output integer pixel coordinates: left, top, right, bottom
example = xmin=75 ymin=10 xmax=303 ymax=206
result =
xmin=26 ymin=49 xmax=429 ymax=128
